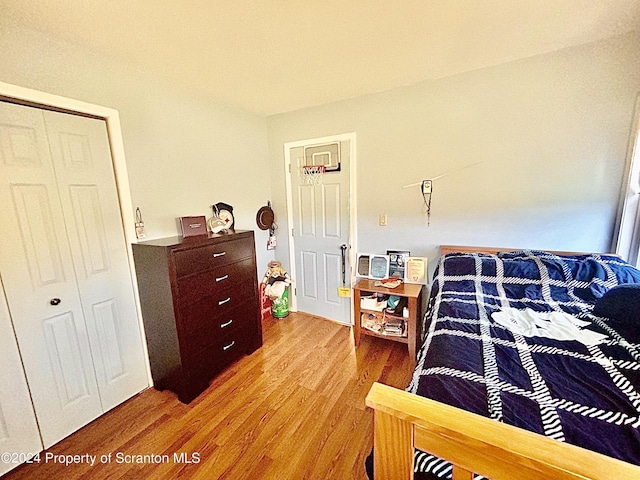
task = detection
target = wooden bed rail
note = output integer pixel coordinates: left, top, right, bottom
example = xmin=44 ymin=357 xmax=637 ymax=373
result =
xmin=365 ymin=382 xmax=640 ymax=480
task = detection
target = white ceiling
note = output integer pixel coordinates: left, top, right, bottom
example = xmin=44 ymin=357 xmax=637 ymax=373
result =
xmin=3 ymin=1 xmax=640 ymax=116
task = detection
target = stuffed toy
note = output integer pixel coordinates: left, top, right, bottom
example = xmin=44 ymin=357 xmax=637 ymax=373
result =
xmin=262 ymin=260 xmax=291 ymax=300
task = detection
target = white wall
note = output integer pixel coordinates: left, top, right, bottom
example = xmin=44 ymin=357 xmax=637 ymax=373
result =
xmin=2 ymin=16 xmax=638 ymax=284
xmin=267 ymin=31 xmax=640 ymax=278
xmin=0 ymin=18 xmax=274 ymax=272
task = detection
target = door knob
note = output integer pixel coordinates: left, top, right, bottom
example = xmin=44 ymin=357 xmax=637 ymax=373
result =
xmin=50 ymin=298 xmax=61 ymax=306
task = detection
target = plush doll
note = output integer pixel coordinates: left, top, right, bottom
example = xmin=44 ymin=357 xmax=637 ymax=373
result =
xmin=262 ymin=260 xmax=291 ymax=300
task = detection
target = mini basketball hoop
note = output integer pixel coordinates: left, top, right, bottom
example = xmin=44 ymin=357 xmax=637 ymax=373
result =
xmin=300 ymin=165 xmax=326 ymax=185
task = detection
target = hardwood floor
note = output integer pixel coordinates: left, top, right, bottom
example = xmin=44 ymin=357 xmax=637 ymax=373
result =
xmin=5 ymin=312 xmax=413 ymax=480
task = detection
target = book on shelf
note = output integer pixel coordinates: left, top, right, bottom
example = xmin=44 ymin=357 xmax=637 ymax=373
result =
xmin=382 ymin=318 xmax=406 ymax=336
xmin=384 ymin=317 xmax=404 ymax=327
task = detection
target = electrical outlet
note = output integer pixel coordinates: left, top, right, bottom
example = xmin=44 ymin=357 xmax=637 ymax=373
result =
xmin=379 ymin=214 xmax=387 ymax=226
xmin=422 ymin=180 xmax=432 ymax=194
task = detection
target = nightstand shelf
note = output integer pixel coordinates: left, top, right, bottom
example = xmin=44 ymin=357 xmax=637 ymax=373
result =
xmin=352 ymin=278 xmax=424 ymax=364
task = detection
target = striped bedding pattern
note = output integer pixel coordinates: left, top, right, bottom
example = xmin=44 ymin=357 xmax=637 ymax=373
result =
xmin=408 ymin=250 xmax=640 ymax=479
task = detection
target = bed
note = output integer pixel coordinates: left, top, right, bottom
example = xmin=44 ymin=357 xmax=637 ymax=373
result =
xmin=366 ymin=246 xmax=640 ymax=480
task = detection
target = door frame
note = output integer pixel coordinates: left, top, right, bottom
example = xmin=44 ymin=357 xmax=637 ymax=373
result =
xmin=283 ymin=132 xmax=358 ymax=325
xmin=0 ymin=81 xmax=152 ymax=382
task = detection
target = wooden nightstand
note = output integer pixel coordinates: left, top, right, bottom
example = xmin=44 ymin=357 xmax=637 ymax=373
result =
xmin=352 ymin=278 xmax=424 ymax=363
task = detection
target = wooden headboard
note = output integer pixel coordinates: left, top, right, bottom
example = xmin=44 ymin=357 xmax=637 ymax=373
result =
xmin=439 ymin=245 xmax=614 ymax=257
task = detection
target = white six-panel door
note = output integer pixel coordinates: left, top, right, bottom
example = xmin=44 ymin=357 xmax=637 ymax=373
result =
xmin=290 ymin=139 xmax=351 ymax=324
xmin=43 ymin=110 xmax=148 ymax=412
xmin=0 ymin=101 xmax=147 ymax=449
xmin=0 ymin=102 xmax=103 ymax=448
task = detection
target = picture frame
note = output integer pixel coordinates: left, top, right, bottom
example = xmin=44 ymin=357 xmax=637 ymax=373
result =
xmin=387 ymin=250 xmax=410 ymax=280
xmin=369 ymin=255 xmax=390 ymax=280
xmin=405 ymin=256 xmax=428 ymax=284
xmin=356 ymin=253 xmax=390 ymax=280
xmin=178 ymin=215 xmax=208 ymax=237
xmin=356 ymin=253 xmax=371 ymax=278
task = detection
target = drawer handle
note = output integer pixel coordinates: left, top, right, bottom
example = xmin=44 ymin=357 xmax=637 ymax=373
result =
xmin=220 ymin=319 xmax=233 ymax=329
xmin=218 ymin=297 xmax=231 ymax=305
xmin=213 ymin=252 xmax=226 ymax=258
xmin=223 ymin=341 xmax=235 ymax=351
xmin=216 ymin=274 xmax=229 ymax=282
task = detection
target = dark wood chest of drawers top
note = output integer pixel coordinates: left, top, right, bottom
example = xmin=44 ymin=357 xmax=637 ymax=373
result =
xmin=132 ymin=230 xmax=262 ymax=403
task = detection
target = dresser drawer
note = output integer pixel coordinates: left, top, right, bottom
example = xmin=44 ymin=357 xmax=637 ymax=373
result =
xmin=213 ymin=332 xmax=246 ymax=370
xmin=176 ymin=257 xmax=256 ymax=307
xmin=179 ymin=299 xmax=256 ymax=353
xmin=185 ymin=331 xmax=247 ymax=385
xmin=173 ymin=236 xmax=254 ymax=278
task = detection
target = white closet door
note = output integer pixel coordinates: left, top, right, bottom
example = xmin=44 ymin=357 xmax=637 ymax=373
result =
xmin=43 ymin=110 xmax=148 ymax=411
xmin=0 ymin=101 xmax=103 ymax=448
xmin=0 ymin=285 xmax=42 ymax=476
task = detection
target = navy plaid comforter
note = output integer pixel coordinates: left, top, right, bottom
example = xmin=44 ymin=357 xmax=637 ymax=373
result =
xmin=408 ymin=250 xmax=640 ymax=478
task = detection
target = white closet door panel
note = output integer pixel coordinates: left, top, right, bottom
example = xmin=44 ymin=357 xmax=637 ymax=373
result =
xmin=11 ymin=184 xmax=66 ymax=285
xmin=43 ymin=110 xmax=148 ymax=411
xmin=0 ymin=285 xmax=42 ymax=477
xmin=43 ymin=311 xmax=95 ymax=403
xmin=0 ymin=101 xmax=102 ymax=448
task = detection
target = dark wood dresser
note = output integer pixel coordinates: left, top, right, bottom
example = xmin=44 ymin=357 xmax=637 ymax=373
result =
xmin=132 ymin=230 xmax=262 ymax=403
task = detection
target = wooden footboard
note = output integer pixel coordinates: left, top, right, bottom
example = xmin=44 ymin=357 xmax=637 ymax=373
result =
xmin=366 ymin=382 xmax=640 ymax=480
